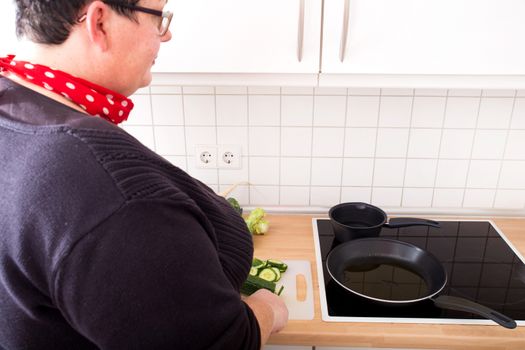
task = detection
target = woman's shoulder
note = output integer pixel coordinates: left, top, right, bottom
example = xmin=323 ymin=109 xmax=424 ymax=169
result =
xmin=67 ymin=124 xmax=192 ymax=200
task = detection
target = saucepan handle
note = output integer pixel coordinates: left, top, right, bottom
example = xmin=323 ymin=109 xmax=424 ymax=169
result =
xmin=384 ymin=217 xmax=441 ymax=229
xmin=433 ymin=295 xmax=517 ymax=329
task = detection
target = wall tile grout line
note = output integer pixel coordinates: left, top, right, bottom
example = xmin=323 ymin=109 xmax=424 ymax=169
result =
xmin=277 ymin=89 xmax=282 ymax=206
xmin=147 ymin=88 xmax=516 ymax=99
xmin=119 ymin=123 xmax=525 ymax=131
xmin=207 ymin=183 xmax=525 ymax=190
xmin=156 ymin=154 xmax=525 ymax=162
xmin=212 ymin=87 xmax=219 ymax=187
xmin=180 ymin=88 xmax=189 ymax=172
xmin=400 ymin=89 xmax=416 ymax=207
xmin=244 ymin=88 xmax=251 ymax=205
xmin=460 ymin=89 xmax=484 ymax=208
xmin=368 ymin=90 xmax=382 ymax=205
xmin=430 ymin=89 xmax=450 ymax=208
xmin=277 ymin=88 xmax=286 ymax=205
xmin=145 ymin=87 xmax=158 ymax=154
xmin=492 ymin=90 xmax=518 ymax=209
xmin=307 ymin=92 xmax=315 ymax=206
xmin=338 ymin=89 xmax=351 ymax=204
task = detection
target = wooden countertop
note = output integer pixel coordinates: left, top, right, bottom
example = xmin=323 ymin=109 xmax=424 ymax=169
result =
xmin=254 ymin=214 xmax=525 ymax=350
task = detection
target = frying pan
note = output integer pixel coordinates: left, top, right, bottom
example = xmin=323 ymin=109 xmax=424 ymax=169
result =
xmin=326 ymin=238 xmax=517 ymax=329
xmin=329 ymin=202 xmax=441 ymax=242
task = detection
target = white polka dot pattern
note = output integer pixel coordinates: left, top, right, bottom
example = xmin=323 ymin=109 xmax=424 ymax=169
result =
xmin=0 ymin=55 xmax=133 ymax=124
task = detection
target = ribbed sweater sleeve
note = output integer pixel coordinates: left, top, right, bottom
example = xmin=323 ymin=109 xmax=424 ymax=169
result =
xmin=53 ymin=197 xmax=260 ymax=350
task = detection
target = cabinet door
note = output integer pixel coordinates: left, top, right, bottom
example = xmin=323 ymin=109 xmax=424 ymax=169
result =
xmin=322 ymin=0 xmax=525 ymax=75
xmin=0 ymin=2 xmax=20 ymax=56
xmin=153 ymin=0 xmax=322 ymax=74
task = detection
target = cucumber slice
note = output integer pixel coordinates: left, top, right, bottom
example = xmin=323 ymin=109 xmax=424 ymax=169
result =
xmin=252 ymin=258 xmax=266 ymax=269
xmin=267 ymin=259 xmax=288 ymax=272
xmin=277 ymin=285 xmax=285 ymax=296
xmin=270 ymin=267 xmax=281 ymax=281
xmin=242 ymin=258 xmax=288 ymax=296
xmin=258 ymin=268 xmax=278 ymax=282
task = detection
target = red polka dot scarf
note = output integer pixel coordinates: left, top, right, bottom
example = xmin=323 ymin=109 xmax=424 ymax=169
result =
xmin=0 ymin=55 xmax=133 ymax=125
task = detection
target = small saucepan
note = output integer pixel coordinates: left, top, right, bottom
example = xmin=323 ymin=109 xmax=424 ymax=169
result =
xmin=326 ymin=238 xmax=517 ymax=329
xmin=329 ymin=202 xmax=440 ymax=242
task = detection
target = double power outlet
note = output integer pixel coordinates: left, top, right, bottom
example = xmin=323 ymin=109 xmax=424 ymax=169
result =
xmin=195 ymin=144 xmax=242 ymax=169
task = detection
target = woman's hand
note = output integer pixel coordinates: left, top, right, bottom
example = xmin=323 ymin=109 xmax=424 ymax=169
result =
xmin=243 ymin=289 xmax=289 ymax=346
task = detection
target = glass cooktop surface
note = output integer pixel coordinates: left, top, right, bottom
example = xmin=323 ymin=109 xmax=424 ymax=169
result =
xmin=313 ymin=219 xmax=525 ymax=324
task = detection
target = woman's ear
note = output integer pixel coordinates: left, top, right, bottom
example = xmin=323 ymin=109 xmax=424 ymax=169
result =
xmin=83 ymin=1 xmax=110 ymax=51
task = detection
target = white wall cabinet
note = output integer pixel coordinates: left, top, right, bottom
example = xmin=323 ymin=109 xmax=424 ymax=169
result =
xmin=320 ymin=0 xmax=525 ymax=87
xmin=155 ymin=0 xmax=525 ymax=88
xmin=0 ymin=2 xmax=21 ymax=56
xmin=0 ymin=0 xmax=322 ymax=86
xmin=323 ymin=0 xmax=525 ymax=75
xmin=153 ymin=0 xmax=322 ymax=85
xmin=2 ymin=0 xmax=525 ymax=88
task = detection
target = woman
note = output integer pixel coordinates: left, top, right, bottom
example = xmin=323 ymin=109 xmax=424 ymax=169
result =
xmin=0 ymin=1 xmax=288 ymax=349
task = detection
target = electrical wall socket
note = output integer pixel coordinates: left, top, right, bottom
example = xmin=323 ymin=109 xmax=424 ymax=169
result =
xmin=195 ymin=144 xmax=242 ymax=169
xmin=218 ymin=144 xmax=242 ymax=169
xmin=195 ymin=144 xmax=217 ymax=168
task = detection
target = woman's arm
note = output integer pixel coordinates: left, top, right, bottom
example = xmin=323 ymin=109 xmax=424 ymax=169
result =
xmin=53 ymin=199 xmax=270 ymax=349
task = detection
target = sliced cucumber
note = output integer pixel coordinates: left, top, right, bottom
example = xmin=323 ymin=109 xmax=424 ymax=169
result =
xmin=252 ymin=258 xmax=266 ymax=269
xmin=276 ymin=285 xmax=285 ymax=296
xmin=242 ymin=257 xmax=287 ymax=296
xmin=258 ymin=268 xmax=278 ymax=282
xmin=270 ymin=267 xmax=281 ymax=281
xmin=267 ymin=259 xmax=288 ymax=272
xmin=278 ymin=263 xmax=288 ymax=272
xmin=240 ymin=274 xmax=277 ymax=295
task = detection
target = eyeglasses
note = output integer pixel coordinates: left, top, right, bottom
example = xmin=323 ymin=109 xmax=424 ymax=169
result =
xmin=79 ymin=1 xmax=173 ymax=36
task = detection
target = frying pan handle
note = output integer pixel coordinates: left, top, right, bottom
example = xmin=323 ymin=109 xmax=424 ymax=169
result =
xmin=433 ymin=295 xmax=517 ymax=329
xmin=384 ymin=217 xmax=441 ymax=229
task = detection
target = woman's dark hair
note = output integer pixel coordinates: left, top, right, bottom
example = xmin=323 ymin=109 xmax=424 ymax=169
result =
xmin=15 ymin=0 xmax=140 ymax=45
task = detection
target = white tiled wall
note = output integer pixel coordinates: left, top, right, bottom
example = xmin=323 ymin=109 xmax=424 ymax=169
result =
xmin=121 ymin=86 xmax=525 ymax=214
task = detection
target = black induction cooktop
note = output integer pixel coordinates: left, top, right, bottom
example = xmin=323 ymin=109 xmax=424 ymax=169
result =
xmin=313 ymin=219 xmax=525 ymax=324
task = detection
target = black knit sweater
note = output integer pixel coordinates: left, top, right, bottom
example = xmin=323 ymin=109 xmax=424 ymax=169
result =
xmin=0 ymin=77 xmax=260 ymax=349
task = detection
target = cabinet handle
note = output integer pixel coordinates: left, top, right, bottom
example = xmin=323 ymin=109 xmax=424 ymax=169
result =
xmin=339 ymin=0 xmax=350 ymax=62
xmin=297 ymin=0 xmax=305 ymax=62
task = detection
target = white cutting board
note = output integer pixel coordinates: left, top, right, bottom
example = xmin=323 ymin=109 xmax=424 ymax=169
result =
xmin=278 ymin=260 xmax=314 ymax=320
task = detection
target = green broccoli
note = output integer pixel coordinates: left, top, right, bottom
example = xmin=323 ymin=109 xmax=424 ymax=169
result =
xmin=226 ymin=197 xmax=243 ymax=215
